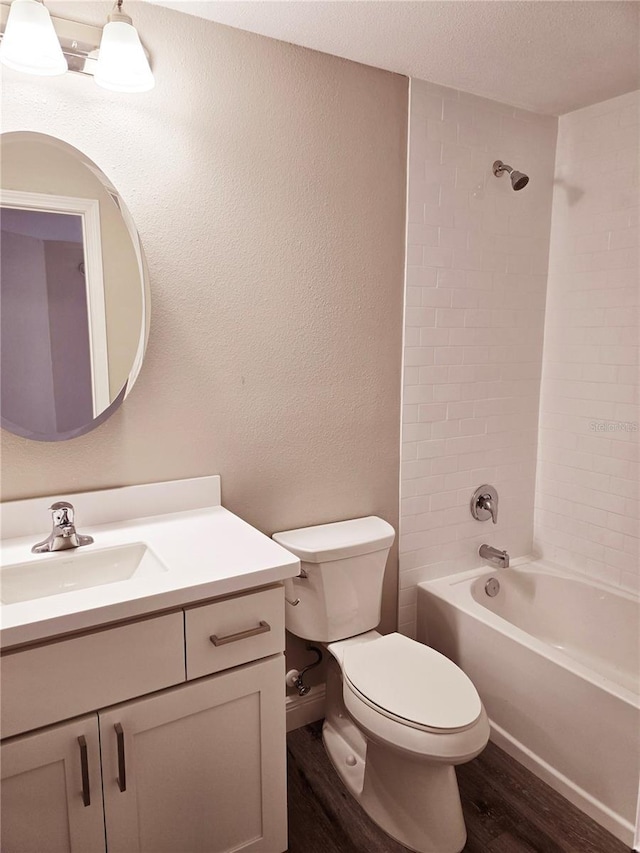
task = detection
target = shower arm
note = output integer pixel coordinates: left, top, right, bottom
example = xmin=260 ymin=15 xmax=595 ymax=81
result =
xmin=493 ymin=160 xmax=513 ymax=176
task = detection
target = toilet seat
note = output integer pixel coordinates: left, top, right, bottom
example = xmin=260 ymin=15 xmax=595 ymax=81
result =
xmin=342 ymin=633 xmax=482 ymax=733
xmin=338 ymin=633 xmax=489 ymax=762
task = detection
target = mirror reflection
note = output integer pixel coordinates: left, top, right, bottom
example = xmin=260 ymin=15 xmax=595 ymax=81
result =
xmin=0 ymin=132 xmax=149 ymax=441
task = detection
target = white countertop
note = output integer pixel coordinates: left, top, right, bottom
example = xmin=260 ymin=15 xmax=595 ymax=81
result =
xmin=0 ymin=478 xmax=299 ymax=648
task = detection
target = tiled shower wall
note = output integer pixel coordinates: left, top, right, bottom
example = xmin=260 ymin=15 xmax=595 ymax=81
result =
xmin=534 ymin=91 xmax=640 ymax=592
xmin=399 ymin=79 xmax=557 ymax=637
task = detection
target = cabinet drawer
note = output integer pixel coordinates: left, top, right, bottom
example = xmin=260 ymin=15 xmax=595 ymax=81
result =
xmin=185 ymin=586 xmax=284 ymax=679
xmin=1 ymin=613 xmax=185 ymax=738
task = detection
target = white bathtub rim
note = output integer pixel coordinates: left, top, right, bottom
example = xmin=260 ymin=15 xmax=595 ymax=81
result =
xmin=419 ymin=560 xmax=639 ymax=707
xmin=443 ymin=555 xmax=639 ymax=604
xmin=488 ymin=719 xmax=636 ymax=848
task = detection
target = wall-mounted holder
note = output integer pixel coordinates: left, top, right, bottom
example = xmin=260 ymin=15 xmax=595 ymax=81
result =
xmin=471 ymin=485 xmax=499 ymax=524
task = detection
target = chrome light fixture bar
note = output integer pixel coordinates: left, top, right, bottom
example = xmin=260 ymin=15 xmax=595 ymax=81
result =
xmin=0 ymin=0 xmax=154 ymax=92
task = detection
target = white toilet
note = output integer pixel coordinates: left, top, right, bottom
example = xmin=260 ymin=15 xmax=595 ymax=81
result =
xmin=273 ymin=516 xmax=489 ymax=853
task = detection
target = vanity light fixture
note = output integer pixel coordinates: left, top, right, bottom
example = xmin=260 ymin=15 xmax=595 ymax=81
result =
xmin=0 ymin=0 xmax=154 ymax=92
xmin=0 ymin=0 xmax=66 ymax=76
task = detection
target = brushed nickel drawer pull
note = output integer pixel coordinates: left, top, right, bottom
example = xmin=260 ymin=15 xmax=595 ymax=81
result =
xmin=210 ymin=620 xmax=271 ymax=647
xmin=114 ymin=723 xmax=126 ymax=792
xmin=78 ymin=735 xmax=90 ymax=807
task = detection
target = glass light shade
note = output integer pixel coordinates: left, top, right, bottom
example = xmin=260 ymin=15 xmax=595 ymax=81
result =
xmin=0 ymin=0 xmax=67 ymax=76
xmin=94 ymin=20 xmax=154 ymax=93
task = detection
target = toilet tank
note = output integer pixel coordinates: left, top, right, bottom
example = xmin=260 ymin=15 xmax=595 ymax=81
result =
xmin=272 ymin=517 xmax=395 ymax=642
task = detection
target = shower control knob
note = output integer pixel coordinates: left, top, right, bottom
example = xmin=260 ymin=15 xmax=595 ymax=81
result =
xmin=471 ymin=485 xmax=499 ymax=524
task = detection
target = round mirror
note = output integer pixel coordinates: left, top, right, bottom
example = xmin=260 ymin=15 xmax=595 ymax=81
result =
xmin=0 ymin=132 xmax=149 ymax=441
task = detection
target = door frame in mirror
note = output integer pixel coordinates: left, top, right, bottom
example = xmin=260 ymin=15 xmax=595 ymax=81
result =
xmin=1 ymin=188 xmax=110 ymax=416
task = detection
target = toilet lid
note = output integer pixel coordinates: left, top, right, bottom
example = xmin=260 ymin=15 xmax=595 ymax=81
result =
xmin=342 ymin=633 xmax=482 ymax=730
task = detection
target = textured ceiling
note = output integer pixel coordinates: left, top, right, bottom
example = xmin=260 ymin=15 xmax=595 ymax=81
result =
xmin=144 ymin=0 xmax=639 ymax=115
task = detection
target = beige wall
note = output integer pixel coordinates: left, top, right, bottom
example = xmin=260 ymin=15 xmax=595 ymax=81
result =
xmin=0 ymin=2 xmax=407 ymax=633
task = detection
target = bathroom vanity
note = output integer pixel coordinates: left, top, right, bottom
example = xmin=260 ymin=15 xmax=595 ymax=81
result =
xmin=0 ymin=476 xmax=299 ymax=853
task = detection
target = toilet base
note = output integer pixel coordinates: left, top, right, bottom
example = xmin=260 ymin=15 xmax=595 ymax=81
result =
xmin=323 ymin=718 xmax=467 ymax=853
xmin=322 ymin=658 xmax=468 ymax=853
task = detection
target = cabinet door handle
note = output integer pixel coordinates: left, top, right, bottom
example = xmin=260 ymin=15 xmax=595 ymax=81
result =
xmin=77 ymin=735 xmax=91 ymax=807
xmin=210 ymin=620 xmax=271 ymax=646
xmin=114 ymin=723 xmax=126 ymax=792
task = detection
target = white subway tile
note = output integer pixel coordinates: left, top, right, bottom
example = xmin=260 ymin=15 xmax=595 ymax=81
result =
xmin=436 ymin=308 xmax=466 ymax=327
xmin=435 ymin=347 xmax=465 ymax=365
xmin=418 ymin=365 xmax=450 ymax=384
xmin=452 ymin=248 xmax=484 ymax=270
xmin=418 ymin=403 xmax=448 ymax=422
xmin=439 ymin=227 xmax=469 ymax=250
xmin=447 ymin=401 xmax=475 ymax=419
xmin=403 ymin=384 xmax=435 ymax=405
xmin=434 ymin=384 xmax=462 ymax=402
xmin=403 ymin=422 xmax=433 ymax=443
xmin=426 ymin=119 xmax=458 ymax=144
xmin=407 ymin=223 xmax=440 ymax=247
xmin=424 ymin=203 xmax=455 ymax=228
xmin=415 ymin=475 xmax=447 ymax=496
xmin=405 ymin=347 xmax=435 ymax=366
xmin=405 ymin=327 xmax=420 ymax=347
xmin=424 ymin=247 xmax=454 ymax=268
xmin=422 ymin=289 xmax=453 ymax=307
xmin=420 ymin=328 xmax=450 ymax=347
xmin=417 ymin=439 xmax=446 ymax=459
xmin=430 ymin=491 xmax=459 ymax=511
xmin=406 ymin=307 xmax=437 ymax=327
xmin=406 ymin=266 xmax=438 ymax=288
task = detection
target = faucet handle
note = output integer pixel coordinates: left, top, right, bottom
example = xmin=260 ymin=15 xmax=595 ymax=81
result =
xmin=479 ymin=494 xmax=498 ymax=524
xmin=50 ymin=501 xmax=75 ymax=527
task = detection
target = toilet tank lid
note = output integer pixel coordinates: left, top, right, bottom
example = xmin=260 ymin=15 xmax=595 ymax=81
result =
xmin=272 ymin=516 xmax=395 ymax=563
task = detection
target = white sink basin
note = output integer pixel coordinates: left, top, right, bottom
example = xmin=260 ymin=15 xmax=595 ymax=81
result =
xmin=0 ymin=543 xmax=168 ymax=605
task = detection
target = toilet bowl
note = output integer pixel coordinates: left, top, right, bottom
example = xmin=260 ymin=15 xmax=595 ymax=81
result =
xmin=335 ymin=631 xmax=489 ymax=762
xmin=273 ymin=517 xmax=489 ymax=853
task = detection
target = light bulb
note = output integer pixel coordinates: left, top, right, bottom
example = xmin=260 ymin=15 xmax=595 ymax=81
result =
xmin=0 ymin=0 xmax=67 ymax=77
xmin=94 ymin=18 xmax=154 ymax=93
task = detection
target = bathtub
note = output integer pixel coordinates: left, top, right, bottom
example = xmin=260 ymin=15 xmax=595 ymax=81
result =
xmin=417 ymin=557 xmax=640 ymax=848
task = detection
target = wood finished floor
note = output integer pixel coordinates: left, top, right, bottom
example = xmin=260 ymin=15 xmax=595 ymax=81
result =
xmin=286 ymin=722 xmax=631 ymax=853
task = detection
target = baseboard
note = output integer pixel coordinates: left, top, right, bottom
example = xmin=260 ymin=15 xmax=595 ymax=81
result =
xmin=286 ymin=684 xmax=326 ymax=732
xmin=489 ymin=720 xmax=636 ymax=849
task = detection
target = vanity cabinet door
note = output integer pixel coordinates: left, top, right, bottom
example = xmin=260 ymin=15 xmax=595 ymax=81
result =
xmin=100 ymin=655 xmax=287 ymax=853
xmin=0 ymin=714 xmax=105 ymax=853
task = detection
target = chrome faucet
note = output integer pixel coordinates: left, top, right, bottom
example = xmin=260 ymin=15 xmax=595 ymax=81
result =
xmin=31 ymin=502 xmax=94 ymax=554
xmin=479 ymin=544 xmax=509 ymax=569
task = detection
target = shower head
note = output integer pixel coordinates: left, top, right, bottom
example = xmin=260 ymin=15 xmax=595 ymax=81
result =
xmin=510 ymin=170 xmax=529 ymax=191
xmin=493 ymin=160 xmax=529 ymax=191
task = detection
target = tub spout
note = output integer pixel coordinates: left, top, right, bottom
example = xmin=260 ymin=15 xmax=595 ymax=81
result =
xmin=479 ymin=544 xmax=509 ymax=568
